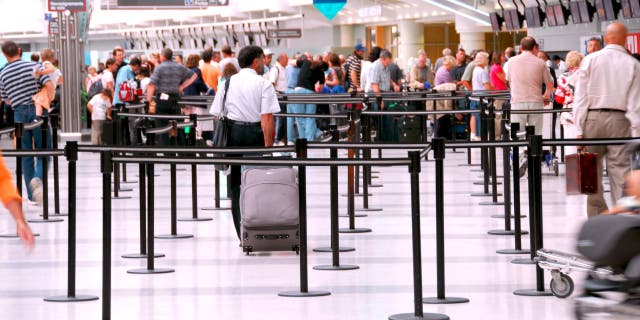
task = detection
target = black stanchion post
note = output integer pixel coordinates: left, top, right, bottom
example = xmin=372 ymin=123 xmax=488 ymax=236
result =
xmin=30 ymin=117 xmax=63 ymax=223
xmin=389 ymin=151 xmax=449 ymax=320
xmin=50 ymin=114 xmax=66 ymax=216
xmin=180 ymin=116 xmax=212 ymax=222
xmin=129 ymin=138 xmax=175 ymax=275
xmin=313 ymin=126 xmax=357 ymax=262
xmin=357 ymin=114 xmax=383 ymax=211
xmin=363 ymin=114 xmax=383 ymax=188
xmin=512 ymin=126 xmax=537 ymax=263
xmin=110 ymin=109 xmax=132 ymax=200
xmin=279 ymin=139 xmax=331 ymax=297
xmin=479 ymin=100 xmax=504 ymax=205
xmin=45 ymin=141 xmax=98 ymax=302
xmin=157 ymin=121 xmax=193 ymax=239
xmin=202 ymin=169 xmax=232 ymax=211
xmin=471 ymin=100 xmax=499 ymax=197
xmin=100 ymin=151 xmax=112 ymax=320
xmin=497 ymin=122 xmax=531 ymax=254
xmin=424 ymin=138 xmax=469 ymax=305
xmin=514 ymin=134 xmax=552 ymax=296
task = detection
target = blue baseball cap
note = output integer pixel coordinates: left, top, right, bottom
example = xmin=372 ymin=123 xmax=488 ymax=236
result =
xmin=355 ymin=44 xmax=366 ymax=52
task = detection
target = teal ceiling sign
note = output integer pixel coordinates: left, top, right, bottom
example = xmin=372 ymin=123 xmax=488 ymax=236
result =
xmin=313 ymin=0 xmax=346 ymax=20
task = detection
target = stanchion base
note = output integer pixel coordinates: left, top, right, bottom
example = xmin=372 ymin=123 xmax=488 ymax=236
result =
xmin=390 ymin=313 xmax=449 ymax=320
xmin=105 ymin=196 xmax=132 ymax=200
xmin=155 ymin=234 xmax=194 ymax=239
xmin=488 ymin=229 xmax=529 ymax=236
xmin=44 ymin=294 xmax=99 ymax=303
xmin=177 ymin=217 xmax=214 ymax=222
xmin=470 ymin=169 xmax=484 ymax=172
xmin=0 ymin=232 xmax=40 ymax=238
xmin=28 ymin=218 xmax=64 ymax=223
xmin=278 ymin=290 xmax=331 ymax=297
xmin=511 ymin=258 xmax=538 ymax=265
xmin=120 ymin=180 xmax=138 ymax=184
xmin=117 ymin=187 xmax=134 ymax=192
xmin=470 ymin=192 xmax=502 ymax=197
xmin=163 ymin=168 xmax=187 ymax=172
xmin=496 ymin=248 xmax=531 ymax=255
xmin=423 ymin=297 xmax=470 ymax=304
xmin=136 ymin=174 xmax=160 ymax=177
xmin=127 ymin=268 xmax=175 ymax=274
xmin=201 ymin=207 xmax=231 ymax=211
xmin=338 ymin=213 xmax=368 ymax=218
xmin=368 ymin=184 xmax=384 ymax=188
xmin=313 ymin=264 xmax=359 ymax=271
xmin=371 ymin=171 xmax=381 ymax=174
xmin=339 ymin=228 xmax=372 ymax=234
xmin=478 ymin=201 xmax=505 ymax=206
xmin=121 ymin=252 xmax=165 ymax=259
xmin=458 ymin=163 xmax=481 ymax=167
xmin=341 ymin=193 xmax=372 ymax=197
xmin=40 ymin=213 xmax=68 ymax=217
xmin=355 ymin=207 xmax=383 ymax=212
xmin=473 ymin=181 xmax=502 ymax=185
xmin=313 ymin=246 xmax=355 ymax=253
xmin=490 ymin=214 xmax=527 ymax=219
xmin=513 ymin=289 xmax=553 ymax=297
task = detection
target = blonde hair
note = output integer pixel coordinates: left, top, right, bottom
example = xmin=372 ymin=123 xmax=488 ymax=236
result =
xmin=41 ymin=48 xmax=55 ymax=62
xmin=442 ymin=55 xmax=456 ymax=67
xmin=474 ymin=51 xmax=489 ymax=66
xmin=565 ymin=51 xmax=584 ymax=69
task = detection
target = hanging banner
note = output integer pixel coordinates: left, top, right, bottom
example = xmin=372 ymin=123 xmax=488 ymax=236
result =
xmin=627 ymin=32 xmax=640 ymax=54
xmin=313 ymin=0 xmax=346 ymax=20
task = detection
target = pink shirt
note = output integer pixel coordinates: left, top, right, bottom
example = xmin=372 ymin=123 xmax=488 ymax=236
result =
xmin=490 ymin=64 xmax=507 ymax=90
xmin=505 ymin=51 xmax=553 ymax=104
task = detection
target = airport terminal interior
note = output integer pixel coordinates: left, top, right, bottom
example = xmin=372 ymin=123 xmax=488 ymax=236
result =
xmin=1 ymin=0 xmax=640 ymax=319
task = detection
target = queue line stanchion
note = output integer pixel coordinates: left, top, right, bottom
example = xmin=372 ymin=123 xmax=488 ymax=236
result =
xmin=514 ymin=134 xmax=552 ymax=297
xmin=201 ymin=169 xmax=232 ymax=211
xmin=110 ymin=109 xmax=132 ymax=200
xmin=479 ymin=100 xmax=504 ymax=206
xmin=339 ymin=110 xmax=372 ymax=233
xmin=179 ymin=115 xmax=213 ymax=222
xmin=156 ymin=121 xmax=194 ymax=239
xmin=279 ymin=139 xmax=331 ymax=298
xmin=1 ymin=123 xmax=40 ymax=238
xmin=457 ymin=96 xmax=477 ymax=168
xmin=424 ymin=138 xmax=469 ymax=305
xmin=313 ymin=127 xmax=359 ymax=269
xmin=50 ymin=114 xmax=67 ymax=216
xmin=389 ymin=151 xmax=449 ymax=320
xmin=30 ymin=117 xmax=63 ymax=224
xmin=128 ymin=138 xmax=175 ymax=275
xmin=362 ymin=113 xmax=383 ymax=189
xmin=122 ymin=132 xmax=165 ymax=259
xmin=357 ymin=115 xmax=383 ymax=212
xmin=100 ymin=151 xmax=112 ymax=320
xmin=512 ymin=125 xmax=538 ymax=265
xmin=44 ymin=141 xmax=99 ymax=303
xmin=341 ymin=109 xmax=370 ymax=199
xmin=470 ymin=100 xmax=494 ymax=196
xmin=497 ymin=122 xmax=531 ymax=255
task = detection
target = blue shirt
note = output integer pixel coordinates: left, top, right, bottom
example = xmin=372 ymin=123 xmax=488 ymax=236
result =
xmin=285 ymin=65 xmax=300 ymax=90
xmin=113 ymin=65 xmax=135 ymax=105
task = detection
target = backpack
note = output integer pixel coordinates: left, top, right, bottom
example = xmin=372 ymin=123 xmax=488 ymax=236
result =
xmin=87 ymin=79 xmax=103 ymax=99
xmin=343 ymin=60 xmax=351 ymax=89
xmin=118 ymin=79 xmax=141 ymax=103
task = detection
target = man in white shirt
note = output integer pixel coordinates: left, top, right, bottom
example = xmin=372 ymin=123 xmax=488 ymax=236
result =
xmin=573 ymin=22 xmax=640 ymax=217
xmin=219 ymin=45 xmax=241 ymax=74
xmin=210 ymin=45 xmax=280 ymax=240
xmin=269 ymin=53 xmax=288 ymax=144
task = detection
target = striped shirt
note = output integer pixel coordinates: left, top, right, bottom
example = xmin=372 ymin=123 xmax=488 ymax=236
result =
xmin=0 ymin=60 xmax=50 ymax=107
xmin=345 ymin=53 xmax=362 ymax=90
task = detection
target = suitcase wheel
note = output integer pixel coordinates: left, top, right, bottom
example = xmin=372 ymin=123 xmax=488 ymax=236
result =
xmin=293 ymin=245 xmax=300 ymax=255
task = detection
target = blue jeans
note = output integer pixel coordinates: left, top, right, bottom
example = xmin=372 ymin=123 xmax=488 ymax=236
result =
xmin=469 ymin=100 xmax=481 ymax=136
xmin=293 ymin=87 xmax=321 ymax=141
xmin=285 ymin=88 xmax=298 ymax=143
xmin=14 ymin=104 xmax=51 ymax=200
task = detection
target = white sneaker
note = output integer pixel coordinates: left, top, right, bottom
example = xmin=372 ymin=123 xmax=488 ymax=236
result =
xmin=29 ymin=177 xmax=43 ymax=205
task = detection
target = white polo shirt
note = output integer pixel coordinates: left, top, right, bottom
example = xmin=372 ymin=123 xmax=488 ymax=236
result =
xmin=210 ymin=68 xmax=281 ymax=123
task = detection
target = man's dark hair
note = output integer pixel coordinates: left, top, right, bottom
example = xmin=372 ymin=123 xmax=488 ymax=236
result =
xmin=161 ymin=48 xmax=173 ymax=61
xmin=379 ymin=50 xmax=392 ymax=60
xmin=457 ymin=48 xmax=466 ymax=55
xmin=31 ymin=53 xmax=40 ymax=62
xmin=368 ymin=46 xmax=382 ymax=62
xmin=112 ymin=47 xmax=124 ymax=56
xmin=202 ymin=49 xmax=213 ymax=63
xmin=237 ymin=45 xmax=264 ymax=69
xmin=1 ymin=41 xmax=20 ymax=58
xmin=129 ymin=56 xmax=141 ymax=66
xmin=221 ymin=45 xmax=233 ymax=56
xmin=588 ymin=37 xmax=602 ymax=46
xmin=105 ymin=58 xmax=116 ymax=67
xmin=520 ymin=37 xmax=537 ymax=51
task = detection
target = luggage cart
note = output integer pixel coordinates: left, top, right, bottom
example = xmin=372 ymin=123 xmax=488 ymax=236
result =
xmin=537 ymin=249 xmax=614 ymax=298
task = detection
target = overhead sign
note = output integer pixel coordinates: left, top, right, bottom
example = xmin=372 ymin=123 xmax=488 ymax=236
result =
xmin=267 ymin=29 xmax=302 ymax=39
xmin=313 ymin=0 xmax=346 ymax=20
xmin=627 ymin=32 xmax=640 ymax=54
xmin=48 ymin=0 xmax=86 ymax=12
xmin=49 ymin=19 xmax=59 ymax=35
xmin=358 ymin=5 xmax=382 ymax=18
xmin=116 ymin=0 xmax=228 ymax=7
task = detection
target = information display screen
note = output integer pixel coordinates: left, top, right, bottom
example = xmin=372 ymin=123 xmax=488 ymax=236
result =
xmin=546 ymin=5 xmax=557 ymax=26
xmin=504 ymin=9 xmax=523 ymax=30
xmin=621 ymin=0 xmax=640 ymax=18
xmin=570 ymin=0 xmax=593 ymax=23
xmin=524 ymin=7 xmax=544 ymax=28
xmin=489 ymin=12 xmax=503 ymax=32
xmin=595 ymin=0 xmax=618 ymax=21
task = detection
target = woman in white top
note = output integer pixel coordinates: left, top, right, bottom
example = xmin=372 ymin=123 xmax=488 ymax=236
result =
xmin=360 ymin=46 xmax=382 ymax=92
xmin=87 ymin=88 xmax=113 ymax=145
xmin=85 ymin=66 xmax=101 ymax=92
xmin=470 ymin=51 xmax=493 ymax=140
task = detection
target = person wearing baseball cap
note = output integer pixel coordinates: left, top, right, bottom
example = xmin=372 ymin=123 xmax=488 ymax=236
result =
xmin=263 ymin=48 xmax=274 ymax=77
xmin=345 ymin=44 xmax=366 ymax=92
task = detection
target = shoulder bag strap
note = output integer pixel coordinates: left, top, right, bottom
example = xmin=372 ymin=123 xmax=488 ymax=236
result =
xmin=221 ymin=77 xmax=231 ymax=117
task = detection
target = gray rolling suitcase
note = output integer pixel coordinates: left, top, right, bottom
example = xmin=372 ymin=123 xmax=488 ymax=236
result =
xmin=240 ymin=167 xmax=300 ymax=254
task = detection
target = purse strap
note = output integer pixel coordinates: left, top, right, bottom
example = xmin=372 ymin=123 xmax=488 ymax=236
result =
xmin=221 ymin=77 xmax=231 ymax=117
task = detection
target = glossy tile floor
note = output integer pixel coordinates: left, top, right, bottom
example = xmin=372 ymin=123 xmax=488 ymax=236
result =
xmin=0 ymin=138 xmax=599 ymax=320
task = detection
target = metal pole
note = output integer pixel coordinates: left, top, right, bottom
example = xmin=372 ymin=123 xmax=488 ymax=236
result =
xmin=101 ymin=151 xmax=112 ymax=320
xmin=51 ymin=114 xmax=66 ymax=216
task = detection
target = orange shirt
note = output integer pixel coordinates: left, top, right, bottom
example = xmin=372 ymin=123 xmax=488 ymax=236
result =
xmin=200 ymin=62 xmax=221 ymax=93
xmin=0 ymin=152 xmax=21 ymax=206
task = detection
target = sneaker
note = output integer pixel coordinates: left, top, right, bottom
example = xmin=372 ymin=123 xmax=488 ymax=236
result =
xmin=205 ymin=140 xmax=214 ymax=147
xmin=518 ymin=156 xmax=528 ymax=178
xmin=318 ymin=131 xmax=333 ymax=142
xmin=29 ymin=177 xmax=43 ymax=205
